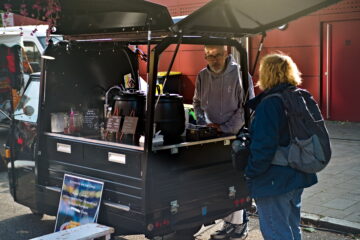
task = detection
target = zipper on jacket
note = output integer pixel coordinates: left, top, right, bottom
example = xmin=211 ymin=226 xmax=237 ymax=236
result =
xmin=220 ymin=75 xmax=223 ymax=116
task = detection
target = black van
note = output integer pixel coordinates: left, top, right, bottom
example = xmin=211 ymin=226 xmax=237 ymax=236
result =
xmin=5 ymin=0 xmax=340 ymax=239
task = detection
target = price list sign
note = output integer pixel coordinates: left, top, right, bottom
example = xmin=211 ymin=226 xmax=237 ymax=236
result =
xmin=106 ymin=116 xmax=122 ymax=133
xmin=121 ymin=116 xmax=138 ymax=134
xmin=83 ymin=109 xmax=100 ymax=134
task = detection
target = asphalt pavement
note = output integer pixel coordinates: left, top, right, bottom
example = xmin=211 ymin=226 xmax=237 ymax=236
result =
xmin=0 ymin=120 xmax=359 ymax=239
xmin=301 ymin=121 xmax=360 ymax=234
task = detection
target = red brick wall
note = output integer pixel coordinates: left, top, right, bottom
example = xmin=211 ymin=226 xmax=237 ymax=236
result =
xmin=14 ymin=14 xmax=45 ymax=26
xmin=138 ymin=44 xmax=207 ymax=104
xmin=249 ymin=0 xmax=360 ymax=105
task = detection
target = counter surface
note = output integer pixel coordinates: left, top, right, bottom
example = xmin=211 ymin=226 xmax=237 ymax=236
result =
xmin=44 ymin=132 xmax=236 ymax=151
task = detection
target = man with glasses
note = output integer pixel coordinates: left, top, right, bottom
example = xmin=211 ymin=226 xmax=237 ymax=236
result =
xmin=193 ymin=45 xmax=254 ymax=240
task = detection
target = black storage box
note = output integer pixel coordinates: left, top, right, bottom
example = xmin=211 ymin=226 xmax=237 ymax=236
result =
xmin=186 ymin=125 xmax=218 ymax=141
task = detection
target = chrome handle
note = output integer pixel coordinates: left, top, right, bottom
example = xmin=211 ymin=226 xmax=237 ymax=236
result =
xmin=103 ymin=201 xmax=130 ymax=212
xmin=57 ymin=143 xmax=71 ymax=154
xmin=108 ymin=152 xmax=126 ymax=164
xmin=45 ymin=186 xmax=61 ymax=193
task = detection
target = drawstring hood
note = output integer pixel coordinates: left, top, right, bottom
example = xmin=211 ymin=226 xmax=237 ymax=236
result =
xmin=193 ymin=55 xmax=254 ymax=134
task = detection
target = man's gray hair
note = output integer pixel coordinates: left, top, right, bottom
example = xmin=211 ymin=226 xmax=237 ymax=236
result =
xmin=204 ymin=45 xmax=227 ymax=52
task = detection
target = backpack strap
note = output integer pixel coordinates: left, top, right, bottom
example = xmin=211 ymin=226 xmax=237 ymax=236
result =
xmin=266 ymin=87 xmax=308 ymax=138
xmin=261 ymin=92 xmax=289 ymax=125
xmin=261 ymin=92 xmax=283 ymax=102
xmin=259 ymin=90 xmax=293 ymax=167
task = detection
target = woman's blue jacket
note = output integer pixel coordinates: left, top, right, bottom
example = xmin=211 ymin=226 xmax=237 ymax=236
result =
xmin=245 ymin=83 xmax=318 ymax=198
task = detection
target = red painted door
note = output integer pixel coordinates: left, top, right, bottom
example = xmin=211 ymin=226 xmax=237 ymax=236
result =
xmin=322 ymin=20 xmax=360 ymax=122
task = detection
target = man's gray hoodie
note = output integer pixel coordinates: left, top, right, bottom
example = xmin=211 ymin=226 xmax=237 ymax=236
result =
xmin=193 ymin=55 xmax=254 ymax=134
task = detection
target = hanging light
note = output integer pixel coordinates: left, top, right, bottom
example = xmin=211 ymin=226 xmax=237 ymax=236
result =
xmin=278 ymin=24 xmax=288 ymax=31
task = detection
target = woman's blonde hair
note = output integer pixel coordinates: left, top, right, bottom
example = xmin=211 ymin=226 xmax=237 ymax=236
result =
xmin=257 ymin=53 xmax=302 ymax=90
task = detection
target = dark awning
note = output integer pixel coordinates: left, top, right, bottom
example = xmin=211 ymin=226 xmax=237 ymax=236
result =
xmin=57 ymin=0 xmax=173 ymax=35
xmin=171 ymin=0 xmax=341 ymax=37
xmin=0 ymin=0 xmax=173 ymax=35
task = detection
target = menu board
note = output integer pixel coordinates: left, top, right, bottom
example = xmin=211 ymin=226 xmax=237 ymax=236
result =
xmin=121 ymin=116 xmax=138 ymax=134
xmin=83 ymin=109 xmax=100 ymax=134
xmin=106 ymin=116 xmax=122 ymax=133
xmin=54 ymin=174 xmax=104 ymax=232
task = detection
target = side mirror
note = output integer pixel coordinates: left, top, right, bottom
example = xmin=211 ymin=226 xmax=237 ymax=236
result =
xmin=23 ymin=106 xmax=35 ymax=116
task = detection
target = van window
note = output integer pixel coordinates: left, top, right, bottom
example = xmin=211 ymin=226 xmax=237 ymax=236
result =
xmin=23 ymin=41 xmax=41 ymax=72
xmin=38 ymin=36 xmax=63 ymax=49
xmin=14 ymin=81 xmax=40 ymax=123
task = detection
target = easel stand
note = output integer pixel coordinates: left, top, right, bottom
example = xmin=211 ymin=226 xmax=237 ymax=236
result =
xmin=30 ymin=223 xmax=114 ymax=240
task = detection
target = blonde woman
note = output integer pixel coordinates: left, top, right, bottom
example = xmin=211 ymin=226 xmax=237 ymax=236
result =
xmin=245 ymin=53 xmax=317 ymax=240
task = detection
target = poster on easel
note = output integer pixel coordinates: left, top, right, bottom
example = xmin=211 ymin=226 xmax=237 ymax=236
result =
xmin=54 ymin=174 xmax=104 ymax=232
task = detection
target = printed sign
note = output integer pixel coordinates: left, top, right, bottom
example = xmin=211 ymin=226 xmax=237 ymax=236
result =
xmin=83 ymin=109 xmax=100 ymax=134
xmin=121 ymin=116 xmax=138 ymax=134
xmin=106 ymin=116 xmax=121 ymax=133
xmin=54 ymin=174 xmax=104 ymax=232
xmin=124 ymin=73 xmax=136 ymax=89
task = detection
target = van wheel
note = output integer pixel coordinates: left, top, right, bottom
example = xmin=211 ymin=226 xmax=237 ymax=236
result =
xmin=30 ymin=208 xmax=44 ymax=218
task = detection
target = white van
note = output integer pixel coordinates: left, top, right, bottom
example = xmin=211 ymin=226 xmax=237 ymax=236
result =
xmin=0 ymin=25 xmax=62 ymax=85
xmin=0 ymin=25 xmax=62 ymax=124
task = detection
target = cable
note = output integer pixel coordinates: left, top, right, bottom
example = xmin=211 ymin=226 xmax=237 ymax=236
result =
xmin=122 ymin=48 xmax=137 ymax=88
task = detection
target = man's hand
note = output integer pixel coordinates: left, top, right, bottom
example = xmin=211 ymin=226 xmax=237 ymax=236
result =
xmin=207 ymin=123 xmax=222 ymax=132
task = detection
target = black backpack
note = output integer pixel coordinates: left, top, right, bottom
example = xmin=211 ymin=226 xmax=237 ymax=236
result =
xmin=267 ymin=86 xmax=332 ymax=173
xmin=231 ymin=127 xmax=251 ymax=171
xmin=231 ymin=86 xmax=332 ymax=173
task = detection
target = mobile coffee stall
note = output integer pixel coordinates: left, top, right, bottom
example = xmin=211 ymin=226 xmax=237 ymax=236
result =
xmin=5 ymin=0 xmax=340 ymax=238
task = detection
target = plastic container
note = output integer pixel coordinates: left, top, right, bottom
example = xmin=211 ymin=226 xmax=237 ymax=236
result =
xmin=67 ymin=109 xmax=83 ymax=134
xmin=51 ymin=112 xmax=68 ymax=133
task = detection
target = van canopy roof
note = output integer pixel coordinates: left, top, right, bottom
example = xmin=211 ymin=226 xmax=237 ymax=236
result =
xmin=171 ymin=0 xmax=341 ymax=37
xmin=55 ymin=0 xmax=173 ymax=35
xmin=1 ymin=0 xmax=340 ymax=38
xmin=1 ymin=0 xmax=173 ymax=35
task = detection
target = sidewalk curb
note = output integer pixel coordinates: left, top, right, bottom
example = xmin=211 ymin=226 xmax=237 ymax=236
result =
xmin=301 ymin=212 xmax=360 ymax=234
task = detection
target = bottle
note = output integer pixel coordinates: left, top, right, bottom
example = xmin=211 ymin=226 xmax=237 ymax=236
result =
xmin=69 ymin=107 xmax=75 ymax=134
xmin=63 ymin=113 xmax=70 ymax=134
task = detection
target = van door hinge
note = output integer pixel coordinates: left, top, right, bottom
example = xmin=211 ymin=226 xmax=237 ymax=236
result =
xmin=170 ymin=147 xmax=179 ymax=154
xmin=170 ymin=200 xmax=179 ymax=215
xmin=229 ymin=186 xmax=236 ymax=199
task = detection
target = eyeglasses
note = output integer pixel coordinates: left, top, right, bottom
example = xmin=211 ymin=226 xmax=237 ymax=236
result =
xmin=204 ymin=53 xmax=224 ymax=60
